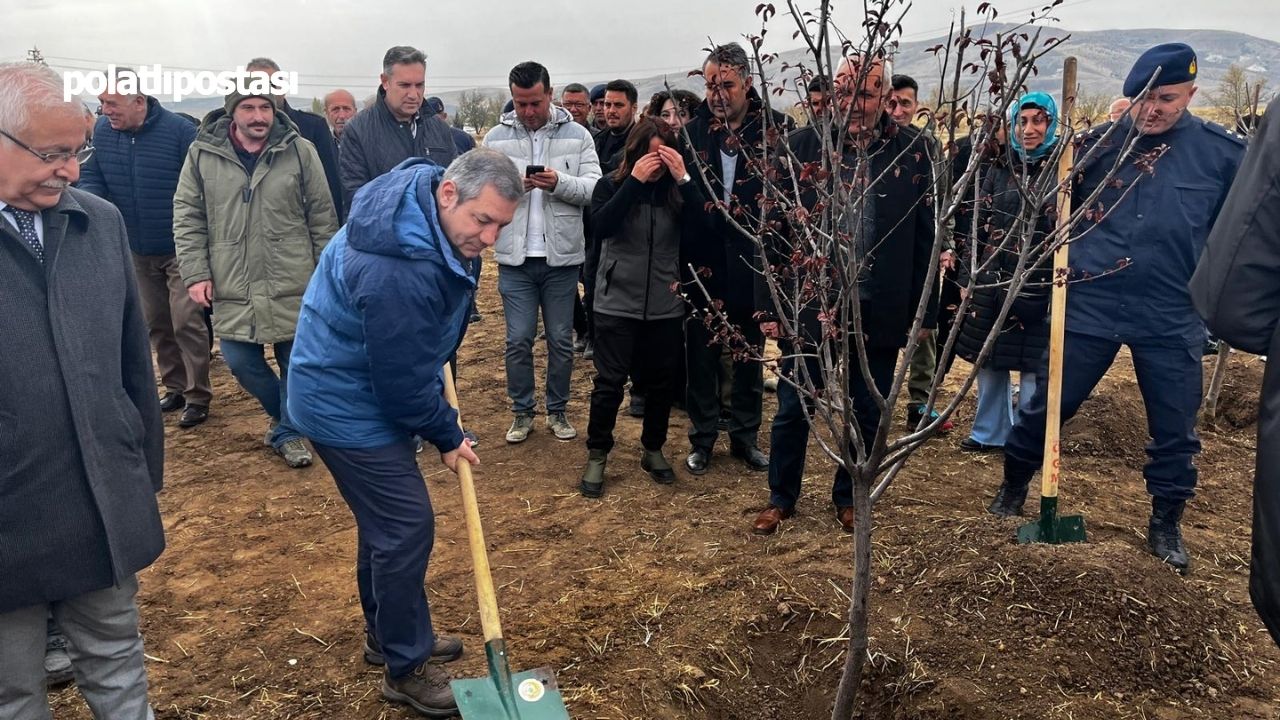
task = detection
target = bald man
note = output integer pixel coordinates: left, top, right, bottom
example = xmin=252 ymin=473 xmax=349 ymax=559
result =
xmin=324 ymin=88 xmax=357 ymax=145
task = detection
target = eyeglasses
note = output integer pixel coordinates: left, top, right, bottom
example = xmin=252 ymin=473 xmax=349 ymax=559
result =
xmin=561 ymin=101 xmax=589 ymax=110
xmin=0 ymin=129 xmax=94 ymax=165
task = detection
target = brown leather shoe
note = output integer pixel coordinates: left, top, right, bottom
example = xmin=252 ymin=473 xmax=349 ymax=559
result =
xmin=836 ymin=506 xmax=855 ymax=532
xmin=753 ymin=505 xmax=794 ymax=535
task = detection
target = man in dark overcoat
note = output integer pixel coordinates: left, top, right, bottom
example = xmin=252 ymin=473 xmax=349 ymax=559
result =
xmin=0 ymin=61 xmax=165 ymax=719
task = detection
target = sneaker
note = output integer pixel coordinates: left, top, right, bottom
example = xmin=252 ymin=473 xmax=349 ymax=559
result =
xmin=906 ymin=405 xmax=954 ymax=433
xmin=276 ymin=439 xmax=313 ymax=468
xmin=45 ymin=638 xmax=73 ymax=687
xmin=263 ymin=420 xmax=279 ymax=447
xmin=415 ymin=437 xmax=424 ymax=454
xmin=547 ymin=412 xmax=577 ymax=441
xmin=382 ymin=661 xmax=458 ymax=718
xmin=506 ymin=413 xmax=535 ymax=443
xmin=582 ymin=340 xmax=595 ymax=360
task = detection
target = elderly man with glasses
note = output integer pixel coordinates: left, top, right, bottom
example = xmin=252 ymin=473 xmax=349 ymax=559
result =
xmin=0 ymin=61 xmax=166 ymax=720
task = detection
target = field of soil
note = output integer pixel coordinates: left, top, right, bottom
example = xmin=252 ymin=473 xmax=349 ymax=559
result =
xmin=52 ymin=263 xmax=1280 ymax=719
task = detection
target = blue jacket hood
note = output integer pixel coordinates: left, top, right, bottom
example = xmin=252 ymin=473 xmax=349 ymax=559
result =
xmin=344 ymin=158 xmax=472 ymax=280
xmin=1009 ymin=91 xmax=1059 ymax=162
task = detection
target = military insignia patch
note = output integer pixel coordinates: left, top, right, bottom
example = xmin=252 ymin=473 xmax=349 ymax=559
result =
xmin=1189 ymin=59 xmax=1197 ymax=75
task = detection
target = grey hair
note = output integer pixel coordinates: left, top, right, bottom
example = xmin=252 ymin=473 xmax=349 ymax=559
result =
xmin=704 ymin=43 xmax=751 ymax=79
xmin=246 ymin=57 xmax=281 ymax=73
xmin=442 ymin=147 xmax=524 ymax=204
xmin=382 ymin=46 xmax=427 ymax=76
xmin=0 ymin=62 xmax=80 ymax=135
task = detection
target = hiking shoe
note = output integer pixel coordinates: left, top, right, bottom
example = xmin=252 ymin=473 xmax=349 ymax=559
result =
xmin=364 ymin=633 xmax=463 ymax=666
xmin=382 ymin=661 xmax=458 ymax=718
xmin=506 ymin=413 xmax=535 ymax=443
xmin=547 ymin=412 xmax=577 ymax=441
xmin=276 ymin=439 xmax=313 ymax=468
xmin=987 ymin=480 xmax=1029 ymax=517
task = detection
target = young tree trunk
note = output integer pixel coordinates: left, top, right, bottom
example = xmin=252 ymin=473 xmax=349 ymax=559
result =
xmin=1202 ymin=343 xmax=1233 ymax=427
xmin=832 ymin=461 xmax=874 ymax=720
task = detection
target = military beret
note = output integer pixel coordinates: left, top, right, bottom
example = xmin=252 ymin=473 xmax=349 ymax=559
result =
xmin=589 ymin=84 xmax=607 ymax=102
xmin=1123 ymin=43 xmax=1197 ymax=98
xmin=423 ymin=96 xmax=445 ymax=116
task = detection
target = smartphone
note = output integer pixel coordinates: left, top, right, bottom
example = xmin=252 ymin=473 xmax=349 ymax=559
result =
xmin=525 ymin=165 xmax=545 ymax=177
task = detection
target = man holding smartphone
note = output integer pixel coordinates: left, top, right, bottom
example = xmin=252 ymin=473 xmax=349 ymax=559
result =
xmin=483 ymin=61 xmax=601 ymax=444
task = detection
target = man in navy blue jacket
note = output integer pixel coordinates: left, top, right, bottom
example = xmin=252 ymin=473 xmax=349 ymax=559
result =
xmin=287 ymin=149 xmax=521 ymax=717
xmin=79 ymin=82 xmax=211 ymax=427
xmin=988 ymin=43 xmax=1245 ymax=573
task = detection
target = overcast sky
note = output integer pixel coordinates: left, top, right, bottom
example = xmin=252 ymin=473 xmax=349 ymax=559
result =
xmin=4 ymin=0 xmax=1274 ymax=96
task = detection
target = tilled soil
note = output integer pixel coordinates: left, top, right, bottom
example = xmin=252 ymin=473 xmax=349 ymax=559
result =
xmin=51 ymin=266 xmax=1280 ymax=719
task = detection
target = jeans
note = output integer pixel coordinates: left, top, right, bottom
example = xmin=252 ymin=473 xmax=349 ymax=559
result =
xmin=766 ymin=346 xmax=898 ymax=510
xmin=0 ymin=576 xmax=154 ymax=720
xmin=219 ymin=338 xmax=301 ymax=448
xmin=586 ymin=314 xmax=684 ymax=453
xmin=1005 ymin=332 xmax=1203 ymax=500
xmin=498 ymin=258 xmax=580 ymax=415
xmin=313 ymin=439 xmax=437 ymax=678
xmin=969 ymin=367 xmax=1038 ymax=446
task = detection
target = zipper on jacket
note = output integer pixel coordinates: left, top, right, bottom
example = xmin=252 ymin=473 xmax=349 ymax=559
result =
xmin=643 ymin=205 xmax=654 ymax=321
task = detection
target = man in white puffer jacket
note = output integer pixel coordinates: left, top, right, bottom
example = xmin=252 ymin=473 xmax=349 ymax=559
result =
xmin=484 ymin=60 xmax=601 ymax=444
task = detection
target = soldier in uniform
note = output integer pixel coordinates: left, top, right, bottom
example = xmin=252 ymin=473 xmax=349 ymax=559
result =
xmin=986 ymin=43 xmax=1246 ymax=572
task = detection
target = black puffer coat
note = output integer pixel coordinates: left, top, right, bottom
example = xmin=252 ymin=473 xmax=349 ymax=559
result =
xmin=953 ymin=156 xmax=1053 ymax=372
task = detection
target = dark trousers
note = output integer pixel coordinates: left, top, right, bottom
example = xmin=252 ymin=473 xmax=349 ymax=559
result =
xmin=686 ymin=317 xmax=763 ymax=451
xmin=1004 ymin=331 xmax=1203 ymax=501
xmin=313 ymin=439 xmax=437 ymax=679
xmin=936 ymin=266 xmax=962 ymax=376
xmin=132 ymin=253 xmax=213 ymax=405
xmin=587 ymin=314 xmax=684 ymax=452
xmin=767 ymin=345 xmax=898 ymax=510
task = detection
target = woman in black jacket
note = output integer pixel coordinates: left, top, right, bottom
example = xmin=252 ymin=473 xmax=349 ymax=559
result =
xmin=579 ymin=117 xmax=704 ymax=497
xmin=954 ymin=92 xmax=1058 ymax=452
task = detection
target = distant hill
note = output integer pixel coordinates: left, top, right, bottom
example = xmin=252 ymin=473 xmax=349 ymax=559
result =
xmin=140 ymin=25 xmax=1279 ymax=119
xmin=426 ymin=25 xmax=1279 ymax=113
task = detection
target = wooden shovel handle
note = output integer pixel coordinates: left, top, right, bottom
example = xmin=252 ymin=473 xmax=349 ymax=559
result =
xmin=1040 ymin=57 xmax=1078 ymax=500
xmin=442 ymin=364 xmax=504 ymax=644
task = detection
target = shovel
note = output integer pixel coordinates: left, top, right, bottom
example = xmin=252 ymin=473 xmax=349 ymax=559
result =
xmin=1017 ymin=57 xmax=1087 ymax=545
xmin=441 ymin=365 xmax=571 ymax=719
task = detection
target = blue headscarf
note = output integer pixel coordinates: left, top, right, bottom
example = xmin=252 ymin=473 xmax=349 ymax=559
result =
xmin=1008 ymin=91 xmax=1059 ymax=162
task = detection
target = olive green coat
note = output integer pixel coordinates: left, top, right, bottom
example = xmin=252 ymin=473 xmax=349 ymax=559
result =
xmin=174 ymin=109 xmax=338 ymax=343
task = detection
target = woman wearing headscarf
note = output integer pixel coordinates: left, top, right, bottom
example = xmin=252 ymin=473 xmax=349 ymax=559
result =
xmin=954 ymin=91 xmax=1059 ymax=452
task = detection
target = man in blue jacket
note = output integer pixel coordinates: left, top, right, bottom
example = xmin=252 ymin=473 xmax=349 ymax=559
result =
xmin=987 ymin=43 xmax=1245 ymax=573
xmin=287 ymin=148 xmax=522 ymax=717
xmin=79 ymin=76 xmax=212 ymax=427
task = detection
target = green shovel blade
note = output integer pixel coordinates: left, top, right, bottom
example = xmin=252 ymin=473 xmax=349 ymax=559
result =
xmin=1017 ymin=496 xmax=1087 ymax=545
xmin=452 ymin=666 xmax=570 ymax=720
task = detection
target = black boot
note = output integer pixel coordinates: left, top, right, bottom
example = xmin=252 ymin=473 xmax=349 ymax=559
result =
xmin=1148 ymin=497 xmax=1190 ymax=572
xmin=987 ymin=463 xmax=1031 ymax=517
